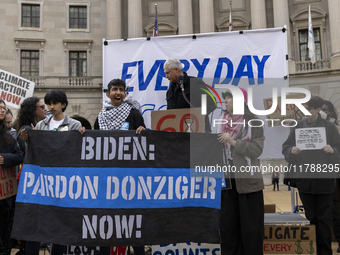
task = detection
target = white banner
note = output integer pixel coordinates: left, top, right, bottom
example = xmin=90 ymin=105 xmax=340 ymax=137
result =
xmin=0 ymin=69 xmax=35 ymax=109
xmin=103 ymin=28 xmax=289 ymax=158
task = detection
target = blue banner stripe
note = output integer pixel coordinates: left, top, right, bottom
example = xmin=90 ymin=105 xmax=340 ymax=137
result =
xmin=17 ymin=164 xmax=222 ymax=209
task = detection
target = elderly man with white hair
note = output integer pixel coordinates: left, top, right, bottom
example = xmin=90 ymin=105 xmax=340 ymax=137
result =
xmin=164 ymin=58 xmax=216 ymax=132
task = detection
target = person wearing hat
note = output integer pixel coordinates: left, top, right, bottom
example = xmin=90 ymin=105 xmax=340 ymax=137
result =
xmin=164 ymin=58 xmax=216 ymax=132
xmin=217 ymin=87 xmax=265 ymax=255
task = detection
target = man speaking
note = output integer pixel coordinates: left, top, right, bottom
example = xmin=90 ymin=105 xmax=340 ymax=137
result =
xmin=164 ymin=58 xmax=216 ymax=132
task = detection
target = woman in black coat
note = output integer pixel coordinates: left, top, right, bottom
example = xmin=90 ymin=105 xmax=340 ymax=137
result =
xmin=0 ymin=99 xmax=24 ymax=252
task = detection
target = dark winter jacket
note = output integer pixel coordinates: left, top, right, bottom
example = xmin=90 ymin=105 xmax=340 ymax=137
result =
xmin=282 ymin=114 xmax=340 ymax=194
xmin=166 ymin=72 xmax=216 ymax=132
xmin=0 ymin=125 xmax=24 ymax=168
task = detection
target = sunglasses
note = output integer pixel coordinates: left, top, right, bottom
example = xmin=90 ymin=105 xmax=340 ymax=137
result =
xmin=0 ymin=106 xmax=8 ymax=111
xmin=36 ymin=105 xmax=46 ymax=109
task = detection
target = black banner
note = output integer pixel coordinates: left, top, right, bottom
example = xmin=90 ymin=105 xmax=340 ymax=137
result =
xmin=12 ymin=130 xmax=223 ymax=246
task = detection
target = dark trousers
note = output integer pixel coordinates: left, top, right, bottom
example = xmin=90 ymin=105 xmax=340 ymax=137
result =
xmin=220 ymin=180 xmax=264 ymax=255
xmin=273 ymin=179 xmax=279 ymax=191
xmin=25 ymin=241 xmax=64 ymax=255
xmin=299 ymin=192 xmax=333 ymax=255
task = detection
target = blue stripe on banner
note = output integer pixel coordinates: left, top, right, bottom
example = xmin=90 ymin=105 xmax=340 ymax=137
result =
xmin=17 ymin=164 xmax=221 ymax=209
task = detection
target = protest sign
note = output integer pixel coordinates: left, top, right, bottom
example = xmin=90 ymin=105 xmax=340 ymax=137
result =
xmin=263 ymin=95 xmax=305 ymax=127
xmin=63 ymin=246 xmax=127 ymax=255
xmin=0 ymin=69 xmax=35 ymax=108
xmin=295 ymin=127 xmax=327 ymax=150
xmin=0 ymin=167 xmax=17 ymax=200
xmin=12 ymin=130 xmax=223 ymax=246
xmin=151 ymin=108 xmax=205 ymax=133
xmin=263 ymin=225 xmax=316 ymax=254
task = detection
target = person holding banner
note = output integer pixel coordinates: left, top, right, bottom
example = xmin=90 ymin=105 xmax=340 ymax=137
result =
xmin=282 ymin=96 xmax=340 ymax=255
xmin=0 ymin=99 xmax=24 ymax=252
xmin=217 ymin=88 xmax=264 ymax=255
xmin=21 ymin=91 xmax=83 ymax=255
xmin=94 ymin=79 xmax=145 ymax=255
xmin=94 ymin=78 xmax=145 ymax=133
xmin=164 ymin=58 xmax=216 ymax=133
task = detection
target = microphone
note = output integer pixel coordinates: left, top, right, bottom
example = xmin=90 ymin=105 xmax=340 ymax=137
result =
xmin=178 ymin=75 xmax=184 ymax=90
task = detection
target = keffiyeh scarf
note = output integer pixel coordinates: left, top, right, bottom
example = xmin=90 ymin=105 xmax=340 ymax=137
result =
xmin=98 ymin=102 xmax=132 ymax=130
xmin=221 ymin=112 xmax=252 ymax=171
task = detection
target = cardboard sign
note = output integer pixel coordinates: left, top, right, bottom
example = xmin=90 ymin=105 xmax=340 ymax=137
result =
xmin=152 ymin=225 xmax=316 ymax=255
xmin=263 ymin=95 xmax=305 ymax=127
xmin=295 ymin=127 xmax=327 ymax=150
xmin=0 ymin=69 xmax=35 ymax=108
xmin=152 ymin=243 xmax=220 ymax=255
xmin=264 ymin=225 xmax=316 ymax=254
xmin=151 ymin=108 xmax=205 ymax=133
xmin=63 ymin=246 xmax=127 ymax=255
xmin=0 ymin=167 xmax=17 ymax=200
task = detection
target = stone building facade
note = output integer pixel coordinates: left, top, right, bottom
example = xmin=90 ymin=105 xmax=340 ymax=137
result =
xmin=0 ymin=0 xmax=340 ymax=129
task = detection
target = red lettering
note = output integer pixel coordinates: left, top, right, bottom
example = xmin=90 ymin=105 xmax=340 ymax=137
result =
xmin=0 ymin=169 xmax=5 ymax=180
xmin=12 ymin=95 xmax=21 ymax=105
xmin=6 ymin=93 xmax=12 ymax=102
xmin=0 ymin=183 xmax=2 ymax=197
xmin=281 ymin=244 xmax=287 ymax=251
xmin=270 ymin=244 xmax=275 ymax=251
xmin=156 ymin=115 xmax=176 ymax=132
xmin=0 ymin=91 xmax=6 ymax=100
xmin=275 ymin=104 xmax=281 ymax=114
xmin=111 ymin=246 xmax=128 ymax=255
xmin=265 ymin=99 xmax=273 ymax=109
xmin=263 ymin=244 xmax=269 ymax=252
xmin=287 ymin=244 xmax=292 ymax=251
xmin=276 ymin=244 xmax=280 ymax=252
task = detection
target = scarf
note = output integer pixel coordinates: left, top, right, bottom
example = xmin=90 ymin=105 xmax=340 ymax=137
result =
xmin=98 ymin=101 xmax=133 ymax=130
xmin=221 ymin=112 xmax=252 ymax=173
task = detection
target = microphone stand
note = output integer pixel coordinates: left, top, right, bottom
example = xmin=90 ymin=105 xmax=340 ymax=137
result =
xmin=179 ymin=75 xmax=194 ymax=108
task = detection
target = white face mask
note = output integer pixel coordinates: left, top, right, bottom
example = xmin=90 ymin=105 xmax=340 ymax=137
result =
xmin=319 ymin=110 xmax=327 ymax=119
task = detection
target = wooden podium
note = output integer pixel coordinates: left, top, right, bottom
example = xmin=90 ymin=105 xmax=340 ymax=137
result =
xmin=151 ymin=108 xmax=205 ymax=133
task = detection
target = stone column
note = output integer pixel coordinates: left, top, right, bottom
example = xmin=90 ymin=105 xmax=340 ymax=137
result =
xmin=273 ymin=0 xmax=293 ymax=72
xmin=106 ymin=0 xmax=121 ymax=40
xmin=328 ymin=0 xmax=340 ymax=69
xmin=128 ymin=0 xmax=143 ymax=38
xmin=199 ymin=0 xmax=214 ymax=33
xmin=178 ymin=0 xmax=193 ymax=34
xmin=250 ymin=0 xmax=267 ymax=29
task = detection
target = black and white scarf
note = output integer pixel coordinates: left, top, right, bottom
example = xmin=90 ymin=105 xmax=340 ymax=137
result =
xmin=98 ymin=102 xmax=133 ymax=130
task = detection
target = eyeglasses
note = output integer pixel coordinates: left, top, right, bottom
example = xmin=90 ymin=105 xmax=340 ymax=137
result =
xmin=0 ymin=106 xmax=8 ymax=111
xmin=36 ymin=105 xmax=46 ymax=109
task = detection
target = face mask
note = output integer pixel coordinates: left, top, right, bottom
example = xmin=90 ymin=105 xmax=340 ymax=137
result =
xmin=319 ymin=110 xmax=327 ymax=119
